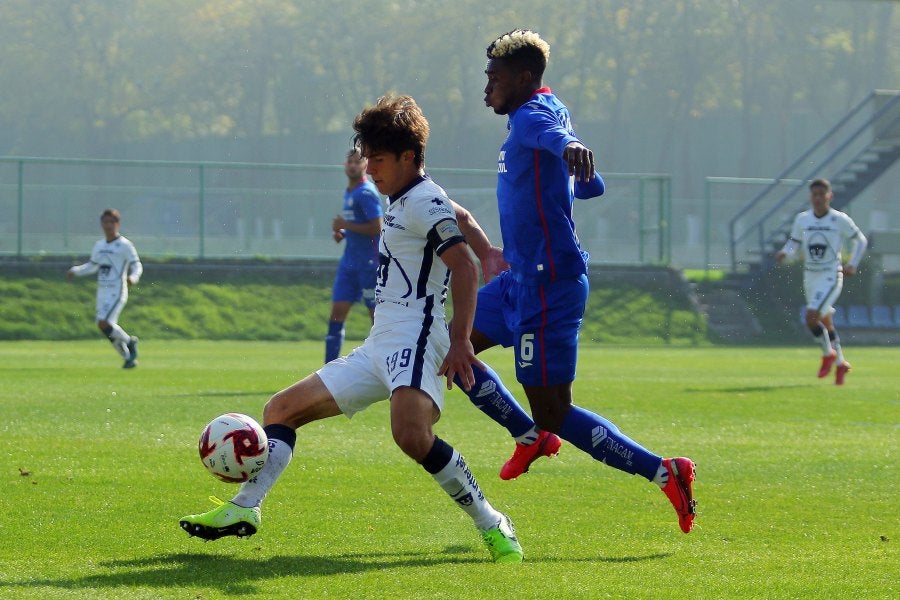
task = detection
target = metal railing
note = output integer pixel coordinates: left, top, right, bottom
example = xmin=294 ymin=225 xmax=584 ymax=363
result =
xmin=0 ymin=156 xmax=671 ymax=265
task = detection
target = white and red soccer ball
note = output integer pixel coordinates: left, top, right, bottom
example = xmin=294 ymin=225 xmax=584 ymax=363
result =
xmin=198 ymin=413 xmax=268 ymax=483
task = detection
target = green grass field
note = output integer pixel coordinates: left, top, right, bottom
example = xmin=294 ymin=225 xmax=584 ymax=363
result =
xmin=1 ymin=341 xmax=897 ymax=599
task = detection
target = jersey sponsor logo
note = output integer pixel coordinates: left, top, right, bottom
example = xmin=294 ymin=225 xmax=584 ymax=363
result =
xmin=428 ymin=197 xmax=452 ymax=216
xmin=517 ymin=361 xmax=532 ymax=368
xmin=497 ymin=150 xmax=507 ymax=174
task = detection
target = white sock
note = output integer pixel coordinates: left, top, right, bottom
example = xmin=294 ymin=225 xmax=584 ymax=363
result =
xmin=514 ymin=426 xmax=539 ymax=445
xmin=431 ymin=449 xmax=502 ymax=530
xmin=652 ymin=461 xmax=668 ymax=488
xmin=232 ymin=438 xmax=293 ymax=508
xmin=832 ymin=334 xmax=845 ymax=364
xmin=107 ymin=324 xmax=131 ymax=358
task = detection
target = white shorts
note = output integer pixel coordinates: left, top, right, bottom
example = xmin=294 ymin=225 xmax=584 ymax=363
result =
xmin=803 ymin=270 xmax=843 ymax=316
xmin=96 ymin=284 xmax=128 ymax=324
xmin=316 ymin=315 xmax=450 ymax=419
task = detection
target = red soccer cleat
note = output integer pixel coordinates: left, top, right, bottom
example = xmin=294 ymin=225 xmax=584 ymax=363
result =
xmin=661 ymin=457 xmax=697 ymax=533
xmin=499 ymin=430 xmax=562 ymax=480
xmin=835 ymin=362 xmax=851 ymax=385
xmin=817 ymin=350 xmax=837 ymax=378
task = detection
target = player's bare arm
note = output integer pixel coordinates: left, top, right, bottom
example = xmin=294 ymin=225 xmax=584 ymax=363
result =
xmin=450 ymin=200 xmax=508 ymax=281
xmin=436 ymin=240 xmax=484 ymax=391
xmin=332 ymin=215 xmax=382 ymax=237
xmin=563 ymin=142 xmax=595 ymax=182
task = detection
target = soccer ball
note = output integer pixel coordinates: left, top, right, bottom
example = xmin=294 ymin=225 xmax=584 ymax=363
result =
xmin=198 ymin=413 xmax=269 ymax=483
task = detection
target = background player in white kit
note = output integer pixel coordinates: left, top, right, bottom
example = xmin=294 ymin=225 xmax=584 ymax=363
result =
xmin=775 ymin=178 xmax=867 ymax=385
xmin=66 ymin=208 xmax=143 ymax=368
xmin=180 ymin=94 xmax=524 ymax=563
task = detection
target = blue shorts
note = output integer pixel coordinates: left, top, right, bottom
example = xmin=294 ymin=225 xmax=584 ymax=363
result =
xmin=332 ymin=260 xmax=377 ymax=309
xmin=473 ymin=271 xmax=588 ymax=386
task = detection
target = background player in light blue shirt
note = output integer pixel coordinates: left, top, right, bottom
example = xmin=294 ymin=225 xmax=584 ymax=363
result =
xmin=453 ymin=29 xmax=697 ymax=533
xmin=326 ymin=148 xmax=383 ymax=363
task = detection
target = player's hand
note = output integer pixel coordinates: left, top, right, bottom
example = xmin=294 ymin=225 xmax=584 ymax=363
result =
xmin=66 ymin=270 xmax=74 ymax=280
xmin=332 ymin=215 xmax=347 ymax=232
xmin=480 ymin=246 xmax=509 ymax=282
xmin=333 ymin=230 xmax=345 ymax=242
xmin=774 ymin=251 xmax=786 ymax=264
xmin=438 ymin=339 xmax=483 ymax=392
xmin=563 ymin=142 xmax=595 ymax=182
xmin=843 ymin=264 xmax=857 ymax=277
xmin=127 ymin=277 xmax=135 ymax=287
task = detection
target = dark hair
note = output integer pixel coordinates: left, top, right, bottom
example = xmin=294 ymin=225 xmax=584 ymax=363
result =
xmin=100 ymin=208 xmax=121 ymax=222
xmin=809 ymin=178 xmax=831 ymax=191
xmin=352 ymin=94 xmax=429 ymax=168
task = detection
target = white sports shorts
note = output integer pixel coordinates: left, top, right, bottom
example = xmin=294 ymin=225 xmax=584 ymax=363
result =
xmin=803 ymin=269 xmax=843 ymax=316
xmin=96 ymin=284 xmax=128 ymax=323
xmin=316 ymin=315 xmax=450 ymax=418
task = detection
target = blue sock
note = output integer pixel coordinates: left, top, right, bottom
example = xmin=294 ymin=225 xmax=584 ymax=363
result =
xmin=559 ymin=405 xmax=661 ymax=481
xmin=454 ymin=363 xmax=535 ymax=439
xmin=325 ymin=320 xmax=344 ymax=363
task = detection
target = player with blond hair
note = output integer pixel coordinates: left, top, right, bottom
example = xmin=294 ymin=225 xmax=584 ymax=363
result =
xmin=447 ymin=29 xmax=698 ymax=533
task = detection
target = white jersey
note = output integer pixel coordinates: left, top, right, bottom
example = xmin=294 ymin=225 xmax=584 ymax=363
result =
xmin=70 ymin=235 xmax=143 ymax=290
xmin=374 ymin=175 xmax=465 ymax=323
xmin=785 ymin=208 xmax=864 ymax=273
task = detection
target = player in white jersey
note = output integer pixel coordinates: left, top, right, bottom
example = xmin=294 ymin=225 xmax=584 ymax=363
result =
xmin=776 ymin=178 xmax=867 ymax=384
xmin=180 ymin=94 xmax=524 ymax=563
xmin=67 ymin=208 xmax=143 ymax=368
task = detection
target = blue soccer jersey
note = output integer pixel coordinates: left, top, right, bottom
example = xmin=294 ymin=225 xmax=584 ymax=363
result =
xmin=340 ymin=178 xmax=383 ymax=268
xmin=496 ymin=87 xmax=604 ymax=284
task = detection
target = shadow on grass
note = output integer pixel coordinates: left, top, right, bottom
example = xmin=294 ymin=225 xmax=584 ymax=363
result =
xmin=1 ymin=548 xmax=671 ymax=595
xmin=683 ymin=384 xmax=813 ymax=394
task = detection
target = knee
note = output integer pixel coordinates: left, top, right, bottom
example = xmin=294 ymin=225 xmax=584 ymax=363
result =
xmin=263 ymin=390 xmax=294 ymax=426
xmin=391 ymin=425 xmax=432 ymax=462
xmin=97 ymin=320 xmax=109 ymax=330
xmin=530 ymin=403 xmax=571 ymax=434
xmin=804 ymin=312 xmax=820 ymax=329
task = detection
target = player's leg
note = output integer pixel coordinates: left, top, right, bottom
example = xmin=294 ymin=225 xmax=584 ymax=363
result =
xmin=97 ymin=288 xmax=134 ymax=365
xmin=805 ymin=272 xmax=841 ymax=376
xmin=181 ymin=347 xmax=383 ymax=540
xmin=452 ymin=273 xmax=551 ymax=461
xmin=822 ymin=311 xmax=851 ymax=384
xmin=326 ymin=300 xmax=352 ymax=363
xmin=390 ymin=382 xmax=522 ymax=562
xmin=515 ymin=275 xmax=696 ymax=532
xmin=327 ymin=263 xmax=363 ymax=363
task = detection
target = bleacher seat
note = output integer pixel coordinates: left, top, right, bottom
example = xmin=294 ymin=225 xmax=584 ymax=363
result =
xmin=847 ymin=305 xmax=872 ymax=328
xmin=871 ymin=305 xmax=894 ymax=328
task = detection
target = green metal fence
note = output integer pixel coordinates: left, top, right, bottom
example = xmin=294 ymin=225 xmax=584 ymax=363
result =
xmin=1 ymin=156 xmax=670 ymax=265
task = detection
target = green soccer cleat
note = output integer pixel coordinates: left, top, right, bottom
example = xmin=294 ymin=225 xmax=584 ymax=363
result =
xmin=180 ymin=496 xmax=261 ymax=540
xmin=481 ymin=513 xmax=524 ymax=563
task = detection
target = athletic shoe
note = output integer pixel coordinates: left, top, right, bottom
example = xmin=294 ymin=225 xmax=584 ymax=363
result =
xmin=481 ymin=513 xmax=524 ymax=563
xmin=835 ymin=362 xmax=851 ymax=386
xmin=817 ymin=350 xmax=836 ymax=378
xmin=122 ymin=358 xmax=137 ymax=369
xmin=127 ymin=336 xmax=139 ymax=361
xmin=180 ymin=496 xmax=261 ymax=540
xmin=661 ymin=457 xmax=697 ymax=534
xmin=499 ymin=430 xmax=562 ymax=480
